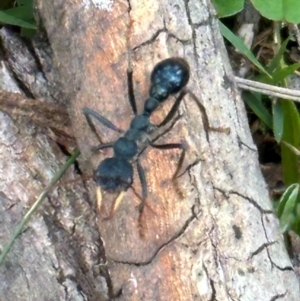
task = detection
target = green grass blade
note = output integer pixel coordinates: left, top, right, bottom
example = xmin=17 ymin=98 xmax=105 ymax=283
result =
xmin=219 ymin=21 xmax=271 ymax=77
xmin=281 ymin=100 xmax=300 ymax=186
xmin=278 ymin=184 xmax=299 ymax=232
xmin=259 ymin=63 xmax=300 ymax=85
xmin=0 ymin=149 xmax=80 ymax=265
xmin=273 ymin=100 xmax=284 ymax=143
xmin=267 ymin=37 xmax=290 ymax=73
xmin=243 ymin=91 xmax=273 ymax=129
xmin=277 ymin=183 xmax=299 ymax=217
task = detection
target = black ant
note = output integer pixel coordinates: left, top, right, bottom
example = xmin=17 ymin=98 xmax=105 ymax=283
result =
xmin=82 ymin=57 xmax=220 ymax=227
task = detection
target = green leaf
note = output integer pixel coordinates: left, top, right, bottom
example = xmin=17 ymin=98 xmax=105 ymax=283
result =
xmin=277 ymin=184 xmax=299 ymax=232
xmin=281 ymin=100 xmax=300 ymax=186
xmin=294 ymin=204 xmax=300 ymax=234
xmin=2 ymin=3 xmax=34 ymax=21
xmin=273 ymin=100 xmax=284 ymax=143
xmin=267 ymin=37 xmax=290 ymax=73
xmin=263 ymin=63 xmax=300 ymax=85
xmin=243 ymin=91 xmax=273 ymax=129
xmin=277 ymin=184 xmax=299 ymax=217
xmin=251 ymin=0 xmax=300 ymax=23
xmin=0 ymin=2 xmax=35 ymax=29
xmin=219 ymin=21 xmax=271 ymax=77
xmin=212 ymin=0 xmax=244 ymax=17
xmin=0 ymin=10 xmax=36 ymax=28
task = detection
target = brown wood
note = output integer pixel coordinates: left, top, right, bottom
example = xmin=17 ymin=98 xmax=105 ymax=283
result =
xmin=0 ymin=0 xmax=299 ymax=300
xmin=0 ymin=90 xmax=73 ymax=138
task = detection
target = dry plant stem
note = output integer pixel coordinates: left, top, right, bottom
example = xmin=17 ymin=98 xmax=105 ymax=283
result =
xmin=0 ymin=149 xmax=80 ymax=265
xmin=235 ymin=76 xmax=300 ymax=102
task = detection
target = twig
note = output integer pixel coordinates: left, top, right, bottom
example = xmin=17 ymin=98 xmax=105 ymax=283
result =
xmin=235 ymin=76 xmax=300 ymax=102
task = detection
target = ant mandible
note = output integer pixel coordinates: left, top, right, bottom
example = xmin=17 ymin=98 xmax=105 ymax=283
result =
xmin=83 ymin=57 xmax=213 ymax=224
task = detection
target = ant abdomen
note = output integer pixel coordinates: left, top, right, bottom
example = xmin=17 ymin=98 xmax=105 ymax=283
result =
xmin=150 ymin=57 xmax=190 ymax=100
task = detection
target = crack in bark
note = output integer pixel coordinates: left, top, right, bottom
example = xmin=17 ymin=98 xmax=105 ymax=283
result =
xmin=132 ymin=28 xmax=167 ymax=51
xmin=270 ymin=292 xmax=287 ymax=301
xmin=167 ymin=32 xmax=191 ymax=45
xmin=109 ymin=213 xmax=196 ymax=266
xmin=126 ymin=0 xmax=132 ymax=11
xmin=271 ymin=262 xmax=294 ymax=272
xmin=259 ymin=214 xmax=275 ymax=268
xmin=213 ymin=185 xmax=274 ymax=215
xmin=229 ymin=190 xmax=274 ymax=214
xmin=250 ymin=239 xmax=294 ymax=272
xmin=209 ymin=277 xmax=217 ymax=301
xmin=202 ymin=263 xmax=216 ymax=301
xmin=250 ymin=241 xmax=276 ymax=257
xmin=129 ymin=3 xmax=196 ymax=52
xmin=212 ymin=187 xmax=295 ymax=286
xmin=60 ymin=280 xmax=70 ymax=300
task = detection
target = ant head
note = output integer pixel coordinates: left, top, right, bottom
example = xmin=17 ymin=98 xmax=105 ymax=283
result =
xmin=150 ymin=57 xmax=190 ymax=96
xmin=94 ymin=157 xmax=133 ymax=192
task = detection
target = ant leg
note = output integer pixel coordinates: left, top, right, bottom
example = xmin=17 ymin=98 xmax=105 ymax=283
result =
xmin=151 ymin=142 xmax=186 ymax=198
xmin=91 ymin=141 xmax=114 ymax=153
xmin=127 ymin=69 xmax=138 ymax=115
xmin=158 ymin=89 xmax=229 ymax=141
xmin=136 ymin=160 xmax=147 ymax=212
xmin=151 ymin=143 xmax=186 ymax=179
xmin=137 ymin=160 xmax=148 ymax=200
xmin=136 ymin=160 xmax=148 ymax=237
xmin=83 ymin=107 xmax=124 ymax=133
xmin=83 ymin=107 xmax=124 ymax=143
xmin=157 ymin=89 xmax=207 ymax=134
xmin=158 ymin=90 xmax=187 ymax=127
xmin=187 ymin=90 xmax=230 ymax=140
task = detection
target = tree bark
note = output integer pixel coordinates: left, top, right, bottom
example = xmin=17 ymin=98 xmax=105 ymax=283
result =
xmin=0 ymin=0 xmax=299 ymax=300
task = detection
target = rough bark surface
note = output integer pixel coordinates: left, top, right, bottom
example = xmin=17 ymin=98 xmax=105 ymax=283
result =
xmin=0 ymin=0 xmax=299 ymax=300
